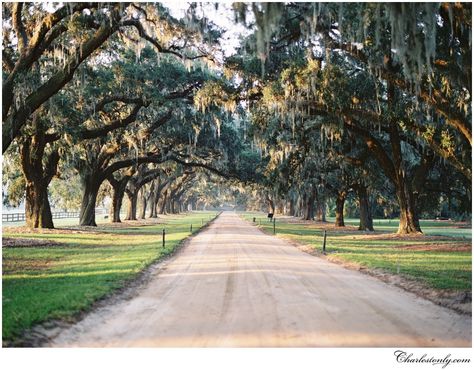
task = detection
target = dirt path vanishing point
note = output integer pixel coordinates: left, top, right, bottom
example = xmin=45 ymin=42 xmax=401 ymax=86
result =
xmin=49 ymin=212 xmax=471 ymax=347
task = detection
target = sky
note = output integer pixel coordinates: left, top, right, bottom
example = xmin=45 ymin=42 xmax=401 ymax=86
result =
xmin=160 ymin=1 xmax=252 ymax=57
xmin=39 ymin=2 xmax=252 ymax=57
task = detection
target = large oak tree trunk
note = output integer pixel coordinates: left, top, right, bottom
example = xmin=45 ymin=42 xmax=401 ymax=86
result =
xmin=159 ymin=191 xmax=168 ymax=214
xmin=138 ymin=188 xmax=147 ymax=219
xmin=386 ymin=59 xmax=422 ymax=234
xmin=20 ymin=115 xmax=59 ymax=229
xmin=289 ymin=198 xmax=295 ymax=216
xmin=79 ymin=177 xmax=101 ymax=226
xmin=25 ymin=180 xmax=54 ymax=228
xmin=316 ymin=200 xmax=326 ymax=222
xmin=303 ymin=202 xmax=314 ymax=220
xmin=395 ymin=182 xmax=421 ymax=234
xmin=125 ymin=191 xmax=138 ymax=220
xmin=150 ymin=179 xmax=167 ymax=218
xmin=171 ymin=198 xmax=177 ymax=214
xmin=148 ymin=182 xmax=158 ymax=218
xmin=348 ymin=63 xmax=423 ymax=234
xmin=266 ymin=194 xmax=275 ymax=214
xmin=335 ymin=190 xmax=346 ymax=227
xmin=357 ymin=185 xmax=374 ymax=231
xmin=303 ymin=188 xmax=316 ymax=220
xmin=149 ymin=195 xmax=158 ymax=218
xmin=165 ymin=197 xmax=172 ymax=214
xmin=108 ymin=173 xmax=133 ymax=223
xmin=390 ymin=131 xmax=422 ymax=234
xmin=110 ymin=186 xmax=126 ymax=223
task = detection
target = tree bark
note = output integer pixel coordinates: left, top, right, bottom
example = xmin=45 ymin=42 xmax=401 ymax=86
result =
xmin=165 ymin=197 xmax=172 ymax=214
xmin=149 ymin=195 xmax=158 ymax=217
xmin=335 ymin=190 xmax=346 ymax=227
xmin=19 ymin=114 xmax=59 ymax=229
xmin=159 ymin=191 xmax=168 ymax=214
xmin=138 ymin=188 xmax=147 ymax=219
xmin=110 ymin=184 xmax=126 ymax=223
xmin=357 ymin=185 xmax=374 ymax=231
xmin=125 ymin=190 xmax=138 ymax=220
xmin=266 ymin=193 xmax=275 ymax=214
xmin=316 ymin=200 xmax=326 ymax=222
xmin=395 ymin=181 xmax=421 ymax=234
xmin=148 ymin=182 xmax=158 ymax=218
xmin=303 ymin=201 xmax=314 ymax=220
xmin=79 ymin=176 xmax=100 ymax=226
xmin=171 ymin=198 xmax=177 ymax=214
xmin=386 ymin=57 xmax=422 ymax=234
xmin=108 ymin=171 xmax=133 ymax=223
xmin=289 ymin=198 xmax=295 ymax=216
xmin=303 ymin=188 xmax=316 ymax=220
xmin=24 ymin=180 xmax=54 ymax=228
xmin=150 ymin=178 xmax=168 ymax=218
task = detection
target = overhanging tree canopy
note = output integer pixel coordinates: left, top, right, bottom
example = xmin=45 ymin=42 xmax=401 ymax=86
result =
xmin=2 ymin=2 xmax=471 ymax=234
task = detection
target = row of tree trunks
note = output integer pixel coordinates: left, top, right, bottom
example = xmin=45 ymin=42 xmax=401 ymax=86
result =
xmin=271 ymin=184 xmax=374 ymax=231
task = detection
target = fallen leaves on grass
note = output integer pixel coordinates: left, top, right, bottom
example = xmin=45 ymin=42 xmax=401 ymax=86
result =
xmin=2 ymin=237 xmax=63 ymax=248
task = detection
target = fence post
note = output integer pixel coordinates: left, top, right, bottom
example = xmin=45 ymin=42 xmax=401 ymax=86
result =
xmin=162 ymin=229 xmax=166 ymax=247
xmin=190 ymin=224 xmax=193 ymax=233
xmin=322 ymin=230 xmax=327 ymax=253
xmin=273 ymin=218 xmax=276 ymax=235
xmin=253 ymin=217 xmax=256 ymax=223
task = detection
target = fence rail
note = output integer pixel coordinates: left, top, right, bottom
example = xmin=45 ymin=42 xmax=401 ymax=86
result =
xmin=2 ymin=211 xmax=81 ymax=223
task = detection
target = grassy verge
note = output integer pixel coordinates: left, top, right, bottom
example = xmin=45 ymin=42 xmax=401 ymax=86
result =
xmin=239 ymin=212 xmax=471 ymax=291
xmin=2 ymin=211 xmax=218 ymax=343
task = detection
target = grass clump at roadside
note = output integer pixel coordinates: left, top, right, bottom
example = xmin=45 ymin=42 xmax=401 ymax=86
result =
xmin=2 ymin=211 xmax=218 ymax=344
xmin=239 ymin=212 xmax=471 ymax=292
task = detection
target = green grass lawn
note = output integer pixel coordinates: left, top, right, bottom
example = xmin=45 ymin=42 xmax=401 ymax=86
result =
xmin=2 ymin=211 xmax=218 ymax=343
xmin=240 ymin=212 xmax=471 ymax=291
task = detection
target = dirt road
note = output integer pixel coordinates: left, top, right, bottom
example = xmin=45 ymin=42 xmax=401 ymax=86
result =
xmin=50 ymin=212 xmax=471 ymax=347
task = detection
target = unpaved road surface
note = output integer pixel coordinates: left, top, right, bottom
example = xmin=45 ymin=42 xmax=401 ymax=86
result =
xmin=50 ymin=212 xmax=471 ymax=347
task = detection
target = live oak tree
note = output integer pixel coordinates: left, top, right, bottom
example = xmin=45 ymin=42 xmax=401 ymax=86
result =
xmin=219 ymin=2 xmax=471 ymax=234
xmin=2 ymin=2 xmax=219 ymax=152
xmin=2 ymin=3 xmax=221 ymax=228
xmin=2 ymin=3 xmax=470 ymax=233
